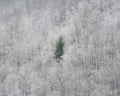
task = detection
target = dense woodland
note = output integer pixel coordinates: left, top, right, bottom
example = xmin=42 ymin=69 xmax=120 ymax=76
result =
xmin=0 ymin=0 xmax=120 ymax=96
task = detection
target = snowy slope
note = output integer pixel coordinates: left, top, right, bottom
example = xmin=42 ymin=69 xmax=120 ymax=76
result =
xmin=0 ymin=0 xmax=120 ymax=96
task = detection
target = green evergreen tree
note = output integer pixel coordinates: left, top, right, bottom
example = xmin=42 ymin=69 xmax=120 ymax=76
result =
xmin=54 ymin=36 xmax=64 ymax=61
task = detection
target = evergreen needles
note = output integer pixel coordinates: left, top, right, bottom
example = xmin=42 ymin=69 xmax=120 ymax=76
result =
xmin=54 ymin=36 xmax=64 ymax=61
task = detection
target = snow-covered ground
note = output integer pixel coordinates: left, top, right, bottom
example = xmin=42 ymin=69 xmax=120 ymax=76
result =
xmin=0 ymin=0 xmax=120 ymax=96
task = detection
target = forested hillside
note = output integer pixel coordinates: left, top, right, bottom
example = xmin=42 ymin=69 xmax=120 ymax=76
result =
xmin=0 ymin=0 xmax=120 ymax=96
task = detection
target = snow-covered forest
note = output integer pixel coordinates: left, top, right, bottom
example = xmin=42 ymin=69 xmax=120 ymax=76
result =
xmin=0 ymin=0 xmax=120 ymax=96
